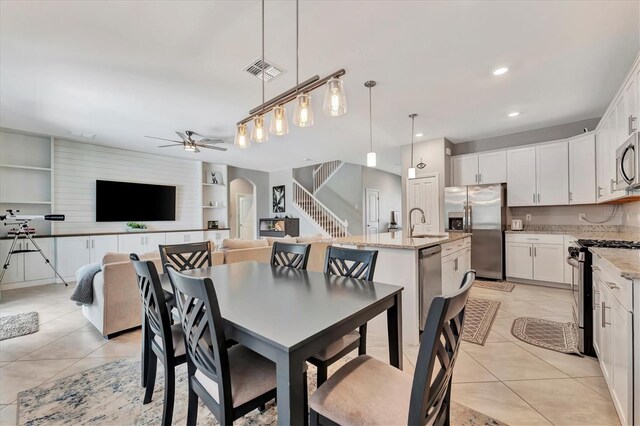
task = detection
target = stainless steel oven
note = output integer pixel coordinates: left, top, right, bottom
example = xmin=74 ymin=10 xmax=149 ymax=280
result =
xmin=566 ymin=248 xmax=583 ymax=331
xmin=615 ymin=132 xmax=639 ymax=190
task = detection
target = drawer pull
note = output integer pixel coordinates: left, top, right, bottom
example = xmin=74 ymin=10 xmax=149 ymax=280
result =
xmin=591 ymin=266 xmax=601 ymax=271
xmin=605 ymin=281 xmax=619 ymax=290
xmin=526 ymin=238 xmax=539 ymax=241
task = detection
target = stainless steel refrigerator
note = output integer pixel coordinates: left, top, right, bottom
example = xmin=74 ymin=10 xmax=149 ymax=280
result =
xmin=444 ymin=184 xmax=506 ymax=280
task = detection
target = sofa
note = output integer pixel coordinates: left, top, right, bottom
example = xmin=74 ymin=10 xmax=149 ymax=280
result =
xmin=83 ymin=235 xmax=332 ymax=337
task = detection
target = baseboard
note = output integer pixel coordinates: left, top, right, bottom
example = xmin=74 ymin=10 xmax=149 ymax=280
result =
xmin=1 ymin=278 xmax=62 ymax=291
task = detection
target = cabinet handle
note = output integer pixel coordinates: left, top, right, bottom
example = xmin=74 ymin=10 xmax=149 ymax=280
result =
xmin=533 ymin=246 xmax=537 ymax=257
xmin=597 ymin=186 xmax=602 ymax=198
xmin=629 ymin=115 xmax=637 ymax=134
xmin=537 ymin=193 xmax=540 ymax=203
xmin=86 ymin=240 xmax=89 ymax=249
xmin=569 ymin=191 xmax=572 ymax=202
xmin=475 ymin=174 xmax=478 ymax=183
xmin=91 ymin=240 xmax=94 ymax=249
xmin=478 ymin=173 xmax=482 ymax=183
xmin=610 ymin=179 xmax=615 ymax=193
xmin=533 ymin=193 xmax=536 ymax=203
xmin=592 ymin=266 xmax=600 ymax=271
xmin=605 ymin=281 xmax=619 ymax=290
xmin=454 ymin=258 xmax=458 ymax=271
xmin=601 ymin=302 xmax=606 ymax=328
xmin=529 ymin=247 xmax=532 ymax=257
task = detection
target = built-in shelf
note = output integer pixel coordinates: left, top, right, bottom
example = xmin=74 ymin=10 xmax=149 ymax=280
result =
xmin=202 ymin=183 xmax=226 ymax=187
xmin=0 ymin=164 xmax=52 ymax=172
xmin=0 ymin=200 xmax=52 ymax=205
xmin=202 ymin=205 xmax=226 ymax=209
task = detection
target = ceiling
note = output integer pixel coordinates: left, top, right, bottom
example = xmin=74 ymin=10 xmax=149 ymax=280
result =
xmin=1 ymin=1 xmax=638 ymax=175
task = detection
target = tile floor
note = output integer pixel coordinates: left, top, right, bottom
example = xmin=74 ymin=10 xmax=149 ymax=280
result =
xmin=0 ymin=281 xmax=621 ymax=426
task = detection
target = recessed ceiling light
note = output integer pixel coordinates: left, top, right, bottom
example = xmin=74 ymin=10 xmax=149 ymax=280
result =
xmin=493 ymin=67 xmax=509 ymax=76
xmin=415 ymin=133 xmax=423 ymax=137
xmin=508 ymin=112 xmax=520 ymax=117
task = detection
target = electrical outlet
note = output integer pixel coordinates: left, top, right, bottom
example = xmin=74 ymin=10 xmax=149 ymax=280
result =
xmin=525 ymin=214 xmax=532 ymax=222
xmin=579 ymin=213 xmax=586 ymax=222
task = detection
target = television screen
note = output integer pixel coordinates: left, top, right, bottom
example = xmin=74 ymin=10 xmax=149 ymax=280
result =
xmin=96 ymin=180 xmax=176 ymax=222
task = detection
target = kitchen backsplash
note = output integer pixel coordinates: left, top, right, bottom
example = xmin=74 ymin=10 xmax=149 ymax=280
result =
xmin=622 ymin=201 xmax=640 ymax=228
xmin=509 ymin=204 xmax=623 ymax=226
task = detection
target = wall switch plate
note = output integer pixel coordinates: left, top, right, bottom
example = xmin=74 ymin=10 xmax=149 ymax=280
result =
xmin=579 ymin=213 xmax=586 ymax=222
xmin=525 ymin=214 xmax=532 ymax=221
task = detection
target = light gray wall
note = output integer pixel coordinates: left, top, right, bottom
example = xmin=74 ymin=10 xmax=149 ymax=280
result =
xmin=362 ymin=167 xmax=402 ymax=231
xmin=452 ymin=118 xmax=601 ymax=155
xmin=292 ymin=164 xmax=316 ymax=193
xmin=316 ymin=163 xmax=364 ymax=234
xmin=227 ymin=166 xmax=270 ymax=222
xmin=269 ymin=168 xmax=321 ymax=237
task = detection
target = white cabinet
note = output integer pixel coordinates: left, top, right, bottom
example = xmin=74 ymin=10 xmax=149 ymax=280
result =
xmin=452 ymin=151 xmax=506 ymax=186
xmin=205 ymin=229 xmax=230 ymax=249
xmin=611 ymin=300 xmax=633 ymax=426
xmin=452 ymin=155 xmax=479 ymax=186
xmin=505 ymin=242 xmax=533 ymax=280
xmin=23 ymin=238 xmax=54 ymax=281
xmin=531 ymin=244 xmax=565 ymax=283
xmin=506 ymin=234 xmax=564 ymax=284
xmin=592 ymin=277 xmax=601 ymax=357
xmin=441 ymin=238 xmax=471 ymax=295
xmin=118 ymin=232 xmax=166 ymax=255
xmin=165 ymin=231 xmax=205 ymax=245
xmin=90 ymin=235 xmax=118 ymax=262
xmin=568 ymin=134 xmax=596 ymax=204
xmin=596 ymin=126 xmax=610 ymax=201
xmin=535 ymin=141 xmax=569 ymax=206
xmin=55 ymin=235 xmax=118 ymax=278
xmin=441 ymin=255 xmax=457 ymax=296
xmin=506 ymin=146 xmax=537 ymax=206
xmin=0 ymin=239 xmax=24 ymax=284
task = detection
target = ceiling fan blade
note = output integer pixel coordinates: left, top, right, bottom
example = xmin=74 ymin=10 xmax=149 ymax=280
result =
xmin=145 ymin=136 xmax=183 ymax=143
xmin=157 ymin=144 xmax=182 ymax=148
xmin=198 ymin=138 xmax=225 ymax=144
xmin=193 ymin=146 xmax=201 ymax=153
xmin=176 ymin=131 xmax=190 ymax=143
xmin=196 ymin=144 xmax=228 ymax=152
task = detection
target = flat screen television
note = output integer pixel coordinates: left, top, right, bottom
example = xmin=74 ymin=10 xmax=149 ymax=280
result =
xmin=96 ymin=180 xmax=176 ymax=222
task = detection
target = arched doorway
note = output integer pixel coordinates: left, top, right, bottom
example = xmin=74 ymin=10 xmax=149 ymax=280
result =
xmin=229 ymin=177 xmax=257 ymax=240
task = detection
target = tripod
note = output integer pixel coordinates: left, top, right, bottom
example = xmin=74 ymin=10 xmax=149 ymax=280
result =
xmin=1 ymin=221 xmax=68 ymax=286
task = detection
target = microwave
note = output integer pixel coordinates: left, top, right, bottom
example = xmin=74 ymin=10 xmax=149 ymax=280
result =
xmin=615 ymin=132 xmax=638 ymax=190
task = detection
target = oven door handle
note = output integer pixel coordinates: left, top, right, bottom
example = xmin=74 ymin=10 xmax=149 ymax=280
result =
xmin=566 ymin=257 xmax=580 ymax=268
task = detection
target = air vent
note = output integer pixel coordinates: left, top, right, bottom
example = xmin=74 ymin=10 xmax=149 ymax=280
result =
xmin=244 ymin=58 xmax=285 ymax=82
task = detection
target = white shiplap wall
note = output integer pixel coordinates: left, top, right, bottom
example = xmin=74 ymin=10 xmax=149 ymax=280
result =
xmin=54 ymin=139 xmax=202 ymax=234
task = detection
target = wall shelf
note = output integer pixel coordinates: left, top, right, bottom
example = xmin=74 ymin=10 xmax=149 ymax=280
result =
xmin=202 ymin=183 xmax=226 ymax=187
xmin=202 ymin=205 xmax=226 ymax=209
xmin=0 ymin=200 xmax=52 ymax=205
xmin=0 ymin=164 xmax=52 ymax=172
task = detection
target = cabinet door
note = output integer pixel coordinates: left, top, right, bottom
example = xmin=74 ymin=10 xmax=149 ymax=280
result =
xmin=164 ymin=232 xmax=185 ymax=245
xmin=615 ymin=96 xmax=626 ymax=147
xmin=0 ymin=239 xmax=24 ymax=284
xmin=90 ymin=235 xmax=118 ymax=263
xmin=568 ymin=134 xmax=596 ymax=204
xmin=55 ymin=236 xmax=91 ymax=278
xmin=452 ymin=155 xmax=478 ymax=186
xmin=611 ymin=299 xmax=633 ymax=425
xmin=600 ymin=284 xmax=614 ymax=385
xmin=624 ymin=76 xmax=636 ymax=137
xmin=144 ymin=233 xmax=166 ymax=253
xmin=592 ymin=276 xmax=601 ymax=356
xmin=506 ymin=242 xmax=533 ymax=279
xmin=532 ymin=243 xmax=564 ymax=283
xmin=536 ymin=141 xmax=569 ymax=206
xmin=506 ymin=147 xmax=537 ymax=206
xmin=478 ymin=151 xmax=507 ymax=184
xmin=118 ymin=234 xmax=146 ymax=256
xmin=23 ymin=238 xmax=55 ymax=281
xmin=441 ymin=255 xmax=457 ymax=296
xmin=184 ymin=231 xmax=205 ymax=243
xmin=595 ymin=127 xmax=610 ymax=201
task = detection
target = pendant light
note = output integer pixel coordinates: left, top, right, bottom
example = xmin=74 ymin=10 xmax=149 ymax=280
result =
xmin=251 ymin=0 xmax=268 ymax=143
xmin=235 ymin=123 xmax=249 ymax=149
xmin=364 ymin=80 xmax=376 ymax=167
xmin=269 ymin=105 xmax=289 ymax=135
xmin=408 ymin=113 xmax=417 ymax=179
xmin=324 ymin=77 xmax=347 ymax=117
xmin=292 ymin=0 xmax=314 ymax=128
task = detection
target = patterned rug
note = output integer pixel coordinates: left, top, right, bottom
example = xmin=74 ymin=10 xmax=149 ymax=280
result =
xmin=18 ymin=358 xmax=507 ymax=425
xmin=511 ymin=317 xmax=582 ymax=356
xmin=0 ymin=312 xmax=38 ymax=341
xmin=473 ymin=280 xmax=515 ymax=292
xmin=461 ymin=297 xmax=500 ymax=345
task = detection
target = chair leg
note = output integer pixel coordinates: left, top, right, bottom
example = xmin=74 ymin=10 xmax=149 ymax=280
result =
xmin=141 ymin=319 xmax=149 ymax=387
xmin=316 ymin=363 xmax=328 ymax=387
xmin=442 ymin=377 xmax=452 ymax=426
xmin=310 ymin=409 xmax=320 ymax=426
xmin=186 ymin=364 xmax=198 ymax=426
xmin=303 ymin=370 xmax=309 ymax=426
xmin=143 ymin=350 xmax=157 ymax=404
xmin=162 ymin=362 xmax=175 ymax=426
xmin=358 ymin=323 xmax=368 ymax=356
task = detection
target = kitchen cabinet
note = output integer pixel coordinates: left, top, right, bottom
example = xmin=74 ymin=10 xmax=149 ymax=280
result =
xmin=441 ymin=238 xmax=471 ymax=296
xmin=568 ymin=134 xmax=596 ymax=204
xmin=611 ymin=299 xmax=633 ymax=426
xmin=452 ymin=151 xmax=506 ymax=186
xmin=506 ymin=146 xmax=537 ymax=206
xmin=505 ymin=242 xmax=533 ymax=280
xmin=592 ymin=277 xmax=601 ymax=357
xmin=596 ymin=126 xmax=610 ymax=201
xmin=506 ymin=234 xmax=564 ymax=284
xmin=165 ymin=231 xmax=205 ymax=245
xmin=452 ymin=155 xmax=478 ymax=186
xmin=531 ymin=244 xmax=565 ymax=283
xmin=55 ymin=235 xmax=118 ymax=278
xmin=0 ymin=239 xmax=24 ymax=284
xmin=23 ymin=238 xmax=54 ymax=281
xmin=118 ymin=232 xmax=165 ymax=255
xmin=535 ymin=141 xmax=569 ymax=206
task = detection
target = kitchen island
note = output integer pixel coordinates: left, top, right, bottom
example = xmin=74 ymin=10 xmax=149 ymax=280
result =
xmin=334 ymin=231 xmax=472 ymax=345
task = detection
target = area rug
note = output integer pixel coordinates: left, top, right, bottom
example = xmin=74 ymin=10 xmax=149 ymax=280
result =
xmin=0 ymin=312 xmax=38 ymax=341
xmin=461 ymin=297 xmax=500 ymax=345
xmin=473 ymin=280 xmax=515 ymax=292
xmin=18 ymin=358 xmax=507 ymax=425
xmin=511 ymin=317 xmax=582 ymax=356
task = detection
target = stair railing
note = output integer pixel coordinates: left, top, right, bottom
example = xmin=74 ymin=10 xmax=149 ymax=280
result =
xmin=313 ymin=160 xmax=343 ymax=193
xmin=292 ymin=179 xmax=348 ymax=238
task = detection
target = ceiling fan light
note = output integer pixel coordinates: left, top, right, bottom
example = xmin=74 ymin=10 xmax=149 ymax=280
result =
xmin=293 ymin=93 xmax=314 ymax=127
xmin=367 ymin=152 xmax=377 ymax=167
xmin=269 ymin=105 xmax=289 ymax=136
xmin=408 ymin=167 xmax=416 ymax=179
xmin=251 ymin=115 xmax=268 ymax=143
xmin=184 ymin=143 xmax=196 ymax=152
xmin=235 ymin=123 xmax=250 ymax=149
xmin=323 ymin=77 xmax=347 ymax=117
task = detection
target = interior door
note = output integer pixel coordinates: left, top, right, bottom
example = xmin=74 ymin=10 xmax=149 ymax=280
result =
xmin=238 ymin=194 xmax=255 ymax=240
xmin=536 ymin=141 xmax=569 ymax=206
xmin=408 ymin=175 xmax=440 ymax=234
xmin=365 ymin=188 xmax=380 ymax=235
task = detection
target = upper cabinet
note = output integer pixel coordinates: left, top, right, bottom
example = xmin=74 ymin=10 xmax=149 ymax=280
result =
xmin=452 ymin=151 xmax=506 ymax=186
xmin=569 ymin=134 xmax=596 ymax=204
xmin=506 ymin=146 xmax=537 ymax=206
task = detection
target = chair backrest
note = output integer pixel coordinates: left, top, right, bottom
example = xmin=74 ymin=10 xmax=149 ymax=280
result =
xmin=129 ymin=253 xmax=174 ymax=355
xmin=408 ymin=270 xmax=476 ymax=425
xmin=324 ymin=246 xmax=378 ymax=281
xmin=270 ymin=242 xmax=311 ymax=269
xmin=165 ymin=265 xmax=232 ymax=409
xmin=159 ymin=241 xmax=213 ymax=273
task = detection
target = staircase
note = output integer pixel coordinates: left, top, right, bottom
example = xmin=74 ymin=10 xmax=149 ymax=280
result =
xmin=293 ymin=179 xmax=349 ymax=238
xmin=313 ymin=160 xmax=343 ymax=194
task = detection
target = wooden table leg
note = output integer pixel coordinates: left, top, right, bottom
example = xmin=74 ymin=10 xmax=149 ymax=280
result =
xmin=387 ymin=292 xmax=403 ymax=370
xmin=276 ymin=350 xmax=308 ymax=426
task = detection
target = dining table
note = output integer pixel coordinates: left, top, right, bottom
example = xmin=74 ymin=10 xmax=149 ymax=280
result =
xmin=159 ymin=260 xmax=404 ymax=426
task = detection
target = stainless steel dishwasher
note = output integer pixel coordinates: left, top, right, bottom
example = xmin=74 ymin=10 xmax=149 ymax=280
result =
xmin=418 ymin=245 xmax=442 ymax=331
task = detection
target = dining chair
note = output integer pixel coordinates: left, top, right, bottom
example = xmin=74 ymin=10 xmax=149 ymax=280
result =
xmin=130 ymin=254 xmax=188 ymax=426
xmin=159 ymin=241 xmax=213 ymax=272
xmin=270 ymin=241 xmax=311 ymax=269
xmin=308 ymin=246 xmax=379 ymax=386
xmin=166 ymin=265 xmax=284 ymax=425
xmin=309 ymin=270 xmax=476 ymax=426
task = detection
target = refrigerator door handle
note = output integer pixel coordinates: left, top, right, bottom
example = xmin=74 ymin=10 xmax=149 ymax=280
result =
xmin=467 ymin=204 xmax=472 ymax=232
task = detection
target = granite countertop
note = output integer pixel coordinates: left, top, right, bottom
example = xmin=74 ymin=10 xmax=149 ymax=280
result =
xmin=506 ymin=229 xmax=640 ymax=241
xmin=589 ymin=247 xmax=640 ymax=280
xmin=334 ymin=232 xmax=472 ymax=250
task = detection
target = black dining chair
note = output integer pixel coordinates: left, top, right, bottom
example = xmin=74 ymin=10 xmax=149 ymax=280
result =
xmin=308 ymin=246 xmax=378 ymax=386
xmin=309 ymin=270 xmax=477 ymax=426
xmin=270 ymin=241 xmax=311 ymax=269
xmin=166 ymin=265 xmax=283 ymax=425
xmin=159 ymin=241 xmax=213 ymax=273
xmin=130 ymin=254 xmax=187 ymax=426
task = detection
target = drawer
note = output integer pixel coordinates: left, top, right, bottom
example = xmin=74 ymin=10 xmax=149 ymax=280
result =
xmin=506 ymin=233 xmax=564 ymax=244
xmin=441 ymin=238 xmax=467 ymax=256
xmin=592 ymin=254 xmax=632 ymax=311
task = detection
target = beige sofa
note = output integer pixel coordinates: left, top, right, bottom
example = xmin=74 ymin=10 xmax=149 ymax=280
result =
xmin=83 ymin=236 xmax=332 ymax=337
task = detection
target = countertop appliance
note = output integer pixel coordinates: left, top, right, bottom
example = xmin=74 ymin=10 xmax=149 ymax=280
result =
xmin=615 ymin=132 xmax=638 ymax=190
xmin=444 ymin=184 xmax=506 ymax=280
xmin=511 ymin=219 xmax=523 ymax=231
xmin=568 ymin=238 xmax=640 ymax=356
xmin=418 ymin=245 xmax=442 ymax=331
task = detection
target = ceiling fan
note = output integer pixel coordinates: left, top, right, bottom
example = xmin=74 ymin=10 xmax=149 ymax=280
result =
xmin=145 ymin=130 xmax=227 ymax=153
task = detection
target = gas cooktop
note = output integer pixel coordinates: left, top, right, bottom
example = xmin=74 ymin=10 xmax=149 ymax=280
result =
xmin=577 ymin=239 xmax=640 ymax=249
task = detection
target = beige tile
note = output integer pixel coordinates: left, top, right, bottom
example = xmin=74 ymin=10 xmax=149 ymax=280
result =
xmin=514 ymin=341 xmax=602 ymax=378
xmin=487 ymin=316 xmax=519 ymax=342
xmin=527 ymin=299 xmax=574 ymax=317
xmin=36 ymin=313 xmax=90 ymax=333
xmin=482 ymin=329 xmax=510 ymax=343
xmin=452 ymin=382 xmax=552 ymax=426
xmin=504 ymin=378 xmax=620 ymax=426
xmin=452 ymin=350 xmax=498 ymax=383
xmin=498 ymin=300 xmax=557 ymax=318
xmin=0 ymin=404 xmax=16 ymax=426
xmin=20 ymin=329 xmax=107 ymax=360
xmin=575 ymin=376 xmax=612 ymax=399
xmin=463 ymin=342 xmax=568 ymax=381
xmin=0 ymin=359 xmax=78 ymax=404
xmin=45 ymin=357 xmax=127 ymax=383
xmin=0 ymin=332 xmax=69 ymax=362
xmin=85 ymin=329 xmax=142 ymax=358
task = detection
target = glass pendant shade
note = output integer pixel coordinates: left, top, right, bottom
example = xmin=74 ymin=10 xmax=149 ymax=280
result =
xmin=293 ymin=93 xmax=314 ymax=127
xmin=251 ymin=115 xmax=268 ymax=143
xmin=323 ymin=77 xmax=347 ymax=117
xmin=367 ymin=152 xmax=377 ymax=167
xmin=235 ymin=124 xmax=249 ymax=149
xmin=269 ymin=105 xmax=289 ymax=136
xmin=408 ymin=167 xmax=416 ymax=179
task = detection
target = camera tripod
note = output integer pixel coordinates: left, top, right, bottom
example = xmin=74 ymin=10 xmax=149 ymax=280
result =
xmin=1 ymin=221 xmax=68 ymax=286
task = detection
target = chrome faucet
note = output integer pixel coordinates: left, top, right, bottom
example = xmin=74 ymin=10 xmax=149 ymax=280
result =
xmin=408 ymin=207 xmax=426 ymax=237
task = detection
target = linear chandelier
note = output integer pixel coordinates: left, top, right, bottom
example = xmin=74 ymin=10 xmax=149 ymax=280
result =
xmin=234 ymin=0 xmax=347 ymax=149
